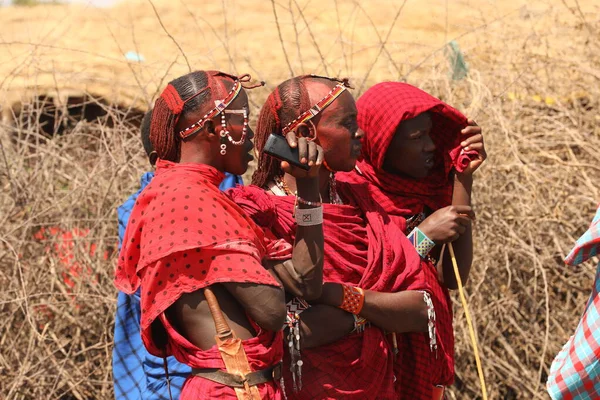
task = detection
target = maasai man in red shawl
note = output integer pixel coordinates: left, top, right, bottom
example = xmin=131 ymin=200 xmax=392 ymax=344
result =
xmin=115 ymin=70 xmax=326 ymax=399
xmin=228 ymin=75 xmax=432 ymax=400
xmin=339 ymin=82 xmax=487 ymax=399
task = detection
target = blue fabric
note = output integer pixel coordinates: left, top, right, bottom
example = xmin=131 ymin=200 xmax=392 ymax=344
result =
xmin=113 ymin=171 xmax=242 ymax=400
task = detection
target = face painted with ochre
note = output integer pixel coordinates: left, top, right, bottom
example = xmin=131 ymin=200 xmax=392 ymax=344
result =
xmin=383 ymin=112 xmax=436 ymax=179
xmin=305 ymin=82 xmax=362 ymax=172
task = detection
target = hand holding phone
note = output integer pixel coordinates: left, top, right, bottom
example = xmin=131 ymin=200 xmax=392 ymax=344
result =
xmin=263 ymin=132 xmax=324 ymax=177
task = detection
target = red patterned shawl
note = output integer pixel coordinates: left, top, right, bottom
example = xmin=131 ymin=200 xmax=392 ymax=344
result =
xmin=114 ymin=160 xmax=287 ymax=398
xmin=228 ymin=181 xmax=428 ymax=400
xmin=339 ymin=82 xmax=468 ymax=398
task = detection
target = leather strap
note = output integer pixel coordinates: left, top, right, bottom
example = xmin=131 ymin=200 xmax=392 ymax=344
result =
xmin=191 ymin=362 xmax=282 ymax=388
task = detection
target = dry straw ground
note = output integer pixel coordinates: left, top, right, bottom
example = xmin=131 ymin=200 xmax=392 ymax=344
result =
xmin=1 ymin=0 xmax=599 ymax=398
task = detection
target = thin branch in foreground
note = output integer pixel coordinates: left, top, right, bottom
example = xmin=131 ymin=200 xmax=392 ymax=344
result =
xmin=357 ymin=0 xmax=407 ymax=94
xmin=270 ymin=0 xmax=295 ymax=77
xmin=292 ymin=0 xmax=330 ymax=76
xmin=147 ymin=0 xmax=192 ymax=73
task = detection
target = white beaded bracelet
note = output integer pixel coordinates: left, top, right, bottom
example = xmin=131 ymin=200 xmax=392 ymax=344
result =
xmin=295 ymin=206 xmax=323 ymax=226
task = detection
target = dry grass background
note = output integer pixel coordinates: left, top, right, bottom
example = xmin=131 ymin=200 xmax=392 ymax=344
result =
xmin=1 ymin=0 xmax=600 ymax=398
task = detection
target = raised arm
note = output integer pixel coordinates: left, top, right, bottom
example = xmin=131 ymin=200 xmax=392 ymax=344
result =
xmin=266 ymin=134 xmax=326 ymax=300
xmin=438 ymin=120 xmax=485 ymax=289
xmin=437 ymin=174 xmax=473 ymax=289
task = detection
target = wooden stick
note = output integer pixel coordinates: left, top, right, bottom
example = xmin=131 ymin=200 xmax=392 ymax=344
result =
xmin=448 ymin=242 xmax=488 ymax=400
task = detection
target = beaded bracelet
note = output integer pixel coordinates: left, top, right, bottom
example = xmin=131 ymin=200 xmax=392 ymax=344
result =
xmin=407 ymin=227 xmax=436 ymax=259
xmin=352 ymin=314 xmax=369 ymax=334
xmin=339 ymin=284 xmax=365 ymax=315
xmin=284 ymin=297 xmax=309 ymax=393
xmin=295 ymin=192 xmax=322 ymax=207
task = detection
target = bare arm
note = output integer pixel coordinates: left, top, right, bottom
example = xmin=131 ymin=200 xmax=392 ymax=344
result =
xmin=268 ymin=177 xmax=324 ymax=300
xmin=266 ymin=136 xmax=325 ymax=300
xmin=438 ymin=120 xmax=485 ymax=289
xmin=296 ymin=305 xmax=354 ymax=349
xmin=222 ymin=279 xmax=286 ymax=332
xmin=313 ymin=283 xmax=428 ymax=333
xmin=438 ymin=174 xmax=473 ymax=289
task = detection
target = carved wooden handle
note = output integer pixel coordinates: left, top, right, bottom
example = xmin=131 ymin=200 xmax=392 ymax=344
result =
xmin=203 ymin=287 xmax=231 ymax=335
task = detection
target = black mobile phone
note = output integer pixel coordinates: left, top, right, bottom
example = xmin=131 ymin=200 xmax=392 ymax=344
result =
xmin=263 ymin=133 xmax=310 ymax=171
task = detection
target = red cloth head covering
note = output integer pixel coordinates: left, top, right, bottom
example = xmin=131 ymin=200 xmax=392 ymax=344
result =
xmin=338 ymin=82 xmax=469 ymax=397
xmin=228 ymin=182 xmax=428 ymax=399
xmin=115 ymin=160 xmax=289 ymax=358
xmin=344 ymin=82 xmax=469 ymax=221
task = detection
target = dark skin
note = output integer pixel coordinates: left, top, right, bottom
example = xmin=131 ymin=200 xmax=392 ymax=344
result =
xmin=383 ymin=112 xmax=487 ymax=289
xmin=268 ymin=80 xmax=429 ymax=349
xmin=168 ymin=78 xmax=324 ymax=350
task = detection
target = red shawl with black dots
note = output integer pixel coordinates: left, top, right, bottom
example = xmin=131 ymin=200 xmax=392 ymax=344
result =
xmin=114 ymin=160 xmax=288 ymax=398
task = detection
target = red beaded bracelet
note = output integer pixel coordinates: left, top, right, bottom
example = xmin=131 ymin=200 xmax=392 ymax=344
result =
xmin=340 ymin=285 xmax=365 ymax=315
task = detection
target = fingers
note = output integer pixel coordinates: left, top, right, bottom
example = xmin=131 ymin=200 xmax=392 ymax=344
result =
xmin=452 ymin=205 xmax=475 ymax=219
xmin=461 ymin=124 xmax=481 ymax=135
xmin=307 ymin=141 xmax=318 ymax=166
xmin=286 ymin=131 xmax=298 ymax=148
xmin=455 ymin=214 xmax=472 ymax=227
xmin=464 ymin=142 xmax=484 ymax=152
xmin=460 ymin=134 xmax=483 ymax=149
xmin=316 ymin=144 xmax=325 ymax=166
xmin=297 ymin=137 xmax=308 ymax=164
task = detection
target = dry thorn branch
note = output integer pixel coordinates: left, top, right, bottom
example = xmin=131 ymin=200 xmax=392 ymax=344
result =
xmin=270 ymin=0 xmax=295 ymax=77
xmin=147 ymin=0 xmax=192 ymax=73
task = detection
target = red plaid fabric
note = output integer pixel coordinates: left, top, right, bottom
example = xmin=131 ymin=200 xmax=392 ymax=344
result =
xmin=347 ymin=81 xmax=468 ymax=221
xmin=339 ymin=82 xmax=469 ymax=398
xmin=228 ymin=182 xmax=429 ymax=399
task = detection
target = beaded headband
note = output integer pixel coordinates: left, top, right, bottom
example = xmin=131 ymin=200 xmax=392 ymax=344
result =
xmin=281 ymin=83 xmax=348 ymax=136
xmin=178 ymin=80 xmax=243 ymax=140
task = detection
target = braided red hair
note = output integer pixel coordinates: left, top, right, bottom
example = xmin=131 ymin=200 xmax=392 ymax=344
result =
xmin=252 ymin=75 xmax=348 ymax=188
xmin=150 ymin=71 xmax=255 ymax=162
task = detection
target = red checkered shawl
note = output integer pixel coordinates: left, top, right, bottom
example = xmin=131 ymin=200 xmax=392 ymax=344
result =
xmin=228 ymin=181 xmax=428 ymax=400
xmin=114 ymin=160 xmax=286 ymax=399
xmin=339 ymin=82 xmax=469 ymax=398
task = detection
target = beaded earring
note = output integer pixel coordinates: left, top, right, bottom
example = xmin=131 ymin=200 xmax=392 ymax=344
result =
xmin=219 ymin=113 xmax=229 ymax=156
xmin=222 ymin=108 xmax=248 ymax=146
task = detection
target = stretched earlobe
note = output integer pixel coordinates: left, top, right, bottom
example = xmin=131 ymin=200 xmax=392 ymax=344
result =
xmin=295 ymin=121 xmax=317 ymax=141
xmin=205 ymin=120 xmax=216 ymax=135
xmin=149 ymin=151 xmax=158 ymax=166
